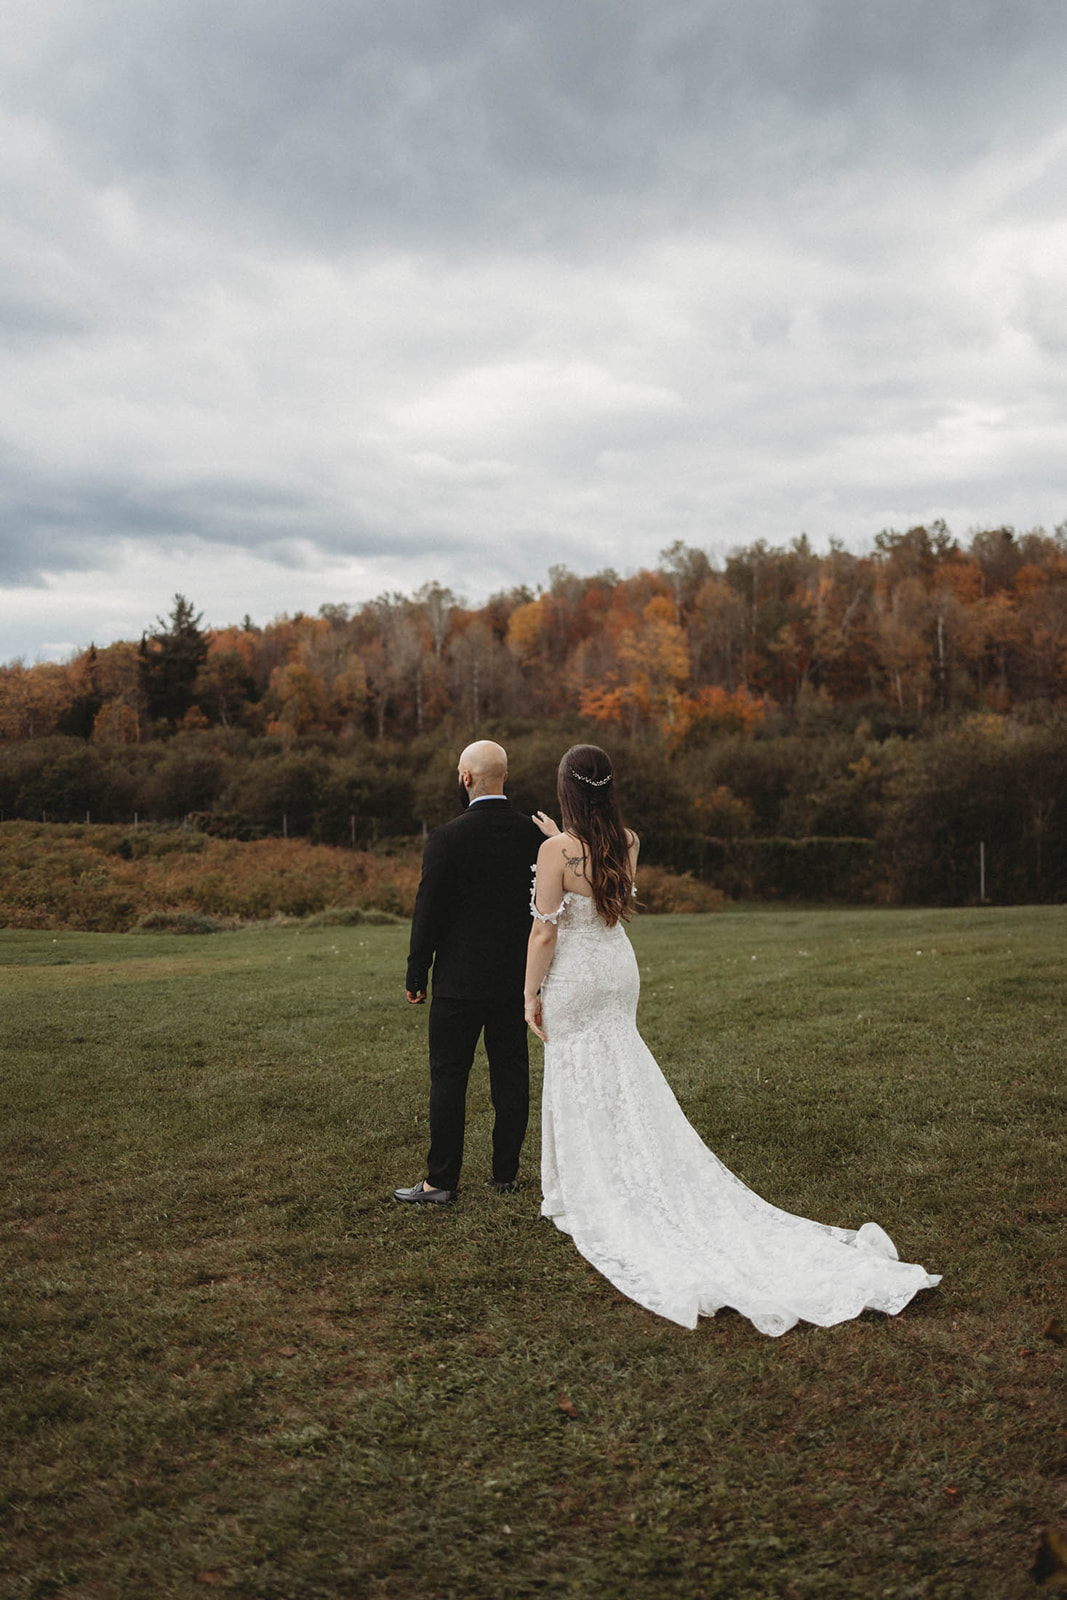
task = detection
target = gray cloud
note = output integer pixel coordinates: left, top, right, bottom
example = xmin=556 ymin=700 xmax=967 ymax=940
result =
xmin=0 ymin=454 xmax=472 ymax=587
xmin=2 ymin=1 xmax=1067 ymax=660
xmin=14 ymin=1 xmax=1067 ymax=246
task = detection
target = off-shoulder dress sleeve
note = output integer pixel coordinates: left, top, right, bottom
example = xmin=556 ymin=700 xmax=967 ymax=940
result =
xmin=530 ymin=867 xmax=569 ymax=926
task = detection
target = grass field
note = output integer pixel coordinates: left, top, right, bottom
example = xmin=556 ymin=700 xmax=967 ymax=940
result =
xmin=2 ymin=905 xmax=1065 ymax=1600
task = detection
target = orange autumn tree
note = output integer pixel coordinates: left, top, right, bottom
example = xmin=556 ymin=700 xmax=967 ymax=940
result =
xmin=1013 ymin=555 xmax=1067 ymax=698
xmin=506 ymin=597 xmax=548 ymax=662
xmin=90 ymin=641 xmax=147 ymax=744
xmin=194 ymin=626 xmax=259 ymax=730
xmin=260 ymin=612 xmax=370 ymax=739
xmin=580 ymin=595 xmax=691 ymax=737
xmin=4 ymin=520 xmax=1066 ymax=746
xmin=666 ymin=685 xmax=766 ymax=751
xmin=0 ymin=660 xmax=77 ymax=740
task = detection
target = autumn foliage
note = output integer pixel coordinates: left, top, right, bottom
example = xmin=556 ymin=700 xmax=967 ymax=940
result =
xmin=3 ymin=525 xmax=1067 ymax=745
xmin=3 ymin=524 xmax=1067 ymax=906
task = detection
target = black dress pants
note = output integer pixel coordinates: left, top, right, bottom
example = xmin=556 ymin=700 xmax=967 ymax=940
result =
xmin=426 ymin=994 xmax=530 ymax=1191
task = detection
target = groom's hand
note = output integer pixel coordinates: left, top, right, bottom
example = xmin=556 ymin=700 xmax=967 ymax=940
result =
xmin=406 ymin=989 xmax=426 ymax=1005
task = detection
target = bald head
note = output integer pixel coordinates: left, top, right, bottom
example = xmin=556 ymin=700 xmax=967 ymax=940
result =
xmin=458 ymin=740 xmax=508 ymax=799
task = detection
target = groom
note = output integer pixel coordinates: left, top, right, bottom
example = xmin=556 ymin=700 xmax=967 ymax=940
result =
xmin=394 ymin=740 xmax=547 ymax=1205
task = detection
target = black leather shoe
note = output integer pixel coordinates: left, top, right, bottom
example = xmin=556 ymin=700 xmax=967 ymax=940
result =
xmin=393 ymin=1181 xmax=455 ymax=1205
xmin=494 ymin=1180 xmax=520 ymax=1194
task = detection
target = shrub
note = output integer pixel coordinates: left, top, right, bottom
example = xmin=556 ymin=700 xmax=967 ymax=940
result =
xmin=879 ymin=716 xmax=1067 ymax=903
xmin=218 ymin=749 xmax=332 ymax=837
xmin=0 ymin=823 xmax=422 ymax=930
xmin=635 ymin=868 xmax=725 ymax=914
xmin=139 ymin=745 xmax=227 ymax=820
xmin=0 ymin=737 xmax=143 ymax=822
xmin=133 ymin=910 xmax=223 ymax=934
xmin=304 ymin=906 xmax=402 ymax=927
xmin=721 ymin=836 xmax=882 ymax=901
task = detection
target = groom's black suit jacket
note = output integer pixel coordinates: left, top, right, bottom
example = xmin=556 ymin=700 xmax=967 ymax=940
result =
xmin=406 ymin=799 xmax=544 ymax=1001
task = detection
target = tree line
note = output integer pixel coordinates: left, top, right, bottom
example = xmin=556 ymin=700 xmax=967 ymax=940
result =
xmin=2 ymin=523 xmax=1065 ymax=905
xmin=2 ymin=710 xmax=1065 ymax=906
xmin=3 ymin=522 xmax=1067 ymax=747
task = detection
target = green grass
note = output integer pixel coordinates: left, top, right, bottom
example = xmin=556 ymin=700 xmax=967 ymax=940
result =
xmin=1 ymin=906 xmax=1065 ymax=1600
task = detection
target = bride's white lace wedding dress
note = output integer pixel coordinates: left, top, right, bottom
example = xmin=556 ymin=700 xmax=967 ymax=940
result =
xmin=536 ymin=886 xmax=941 ymax=1334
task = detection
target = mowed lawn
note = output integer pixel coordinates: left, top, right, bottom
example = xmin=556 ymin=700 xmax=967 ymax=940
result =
xmin=1 ymin=906 xmax=1065 ymax=1600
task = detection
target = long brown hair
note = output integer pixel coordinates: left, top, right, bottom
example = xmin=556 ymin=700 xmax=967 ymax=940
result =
xmin=557 ymin=744 xmax=633 ymax=926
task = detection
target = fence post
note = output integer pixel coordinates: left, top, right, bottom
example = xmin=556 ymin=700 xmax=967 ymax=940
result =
xmin=979 ymin=840 xmax=985 ymax=903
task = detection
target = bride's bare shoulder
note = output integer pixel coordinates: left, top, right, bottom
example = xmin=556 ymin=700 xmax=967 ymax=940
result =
xmin=537 ymin=831 xmax=568 ymax=859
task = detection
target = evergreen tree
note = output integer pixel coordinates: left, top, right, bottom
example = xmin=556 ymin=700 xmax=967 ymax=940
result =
xmin=139 ymin=595 xmax=208 ymax=729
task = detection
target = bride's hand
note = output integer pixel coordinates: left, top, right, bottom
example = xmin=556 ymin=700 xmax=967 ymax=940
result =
xmin=533 ymin=810 xmax=560 ymax=837
xmin=524 ymin=994 xmax=547 ymax=1042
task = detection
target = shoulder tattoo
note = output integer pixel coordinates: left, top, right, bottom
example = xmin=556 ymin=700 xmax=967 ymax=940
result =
xmin=561 ymin=844 xmax=587 ymax=874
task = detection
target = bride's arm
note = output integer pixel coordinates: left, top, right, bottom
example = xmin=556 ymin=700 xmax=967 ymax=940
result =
xmin=524 ymin=838 xmax=565 ymax=1041
xmin=524 ymin=922 xmax=556 ymax=1042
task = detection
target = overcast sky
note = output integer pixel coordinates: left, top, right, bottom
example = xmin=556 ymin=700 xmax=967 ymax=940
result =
xmin=3 ymin=0 xmax=1067 ymax=662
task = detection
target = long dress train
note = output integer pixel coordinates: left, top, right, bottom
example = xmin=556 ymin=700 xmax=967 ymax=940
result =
xmin=537 ymin=888 xmax=941 ymax=1334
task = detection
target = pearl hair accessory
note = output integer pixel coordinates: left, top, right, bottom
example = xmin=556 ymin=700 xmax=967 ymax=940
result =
xmin=570 ymin=769 xmax=612 ymax=786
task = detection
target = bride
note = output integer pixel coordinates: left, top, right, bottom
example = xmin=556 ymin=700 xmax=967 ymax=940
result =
xmin=524 ymin=743 xmax=940 ymax=1335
